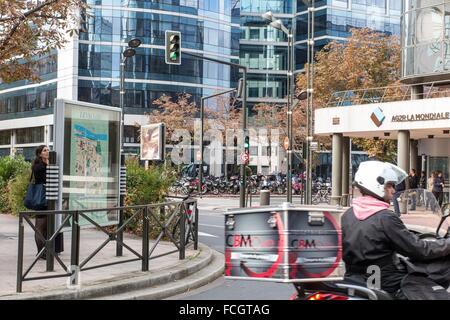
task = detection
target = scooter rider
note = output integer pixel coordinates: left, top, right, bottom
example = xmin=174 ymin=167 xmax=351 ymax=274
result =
xmin=341 ymin=161 xmax=450 ymax=298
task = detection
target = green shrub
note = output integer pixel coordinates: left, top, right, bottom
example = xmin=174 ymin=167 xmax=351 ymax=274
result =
xmin=8 ymin=169 xmax=31 ymax=215
xmin=0 ymin=155 xmax=30 ymax=187
xmin=125 ymin=158 xmax=175 ymax=205
xmin=0 ymin=156 xmax=30 ymax=213
xmin=124 ymin=157 xmax=176 ymax=237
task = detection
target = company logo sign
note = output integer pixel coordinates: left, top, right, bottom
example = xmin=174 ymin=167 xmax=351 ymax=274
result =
xmin=370 ymin=107 xmax=385 ymax=127
xmin=391 ymin=112 xmax=450 ymax=122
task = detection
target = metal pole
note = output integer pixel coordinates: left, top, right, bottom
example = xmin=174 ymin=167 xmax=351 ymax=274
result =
xmin=17 ymin=214 xmax=24 ymax=293
xmin=199 ymin=98 xmax=204 ymax=196
xmin=198 ymin=89 xmax=236 ymax=196
xmin=310 ymin=0 xmax=315 ymax=198
xmin=305 ymin=1 xmax=315 ymax=205
xmin=331 ymin=133 xmax=343 ymax=205
xmin=142 ymin=206 xmax=149 ymax=271
xmin=287 ymin=30 xmax=293 ymax=203
xmin=116 ymin=154 xmax=125 ymax=256
xmin=70 ymin=211 xmax=80 ymax=287
xmin=194 ymin=202 xmax=199 ymax=250
xmin=239 ymin=68 xmax=247 ymax=208
xmin=117 ymin=55 xmax=126 ymax=256
xmin=46 ymin=151 xmax=57 ymax=271
xmin=120 ymin=58 xmax=126 ymax=154
xmin=179 ymin=203 xmax=186 ymax=260
xmin=70 ymin=211 xmax=80 ymax=269
xmin=181 ymin=51 xmax=248 ymax=207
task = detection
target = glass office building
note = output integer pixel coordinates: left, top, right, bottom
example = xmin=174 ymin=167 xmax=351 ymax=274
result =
xmin=240 ymin=0 xmax=401 ymax=105
xmin=0 ymin=0 xmax=240 ymax=159
xmin=401 ymin=0 xmax=450 ymax=83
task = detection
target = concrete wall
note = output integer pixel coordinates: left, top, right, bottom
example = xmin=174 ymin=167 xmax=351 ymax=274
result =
xmin=418 ymin=138 xmax=450 ymax=157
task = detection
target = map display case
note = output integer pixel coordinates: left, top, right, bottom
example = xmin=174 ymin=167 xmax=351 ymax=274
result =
xmin=54 ymin=99 xmax=121 ymax=228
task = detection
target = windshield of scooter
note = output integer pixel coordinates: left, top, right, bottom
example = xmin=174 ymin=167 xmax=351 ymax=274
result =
xmin=396 ymin=188 xmax=449 ymax=238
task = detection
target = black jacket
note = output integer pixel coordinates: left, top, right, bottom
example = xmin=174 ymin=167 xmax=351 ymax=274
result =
xmin=395 ymin=180 xmax=405 ymax=193
xmin=32 ymin=160 xmax=47 ymax=184
xmin=419 ymin=176 xmax=427 ymax=189
xmin=341 ymin=207 xmax=450 ymax=293
xmin=433 ymin=176 xmax=445 ymax=193
xmin=409 ymin=175 xmax=419 ymax=189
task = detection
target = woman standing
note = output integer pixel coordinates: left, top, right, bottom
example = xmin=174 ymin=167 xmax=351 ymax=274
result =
xmin=32 ymin=145 xmax=49 ymax=259
xmin=433 ymin=171 xmax=445 ymax=207
xmin=427 ymin=172 xmax=436 ymax=211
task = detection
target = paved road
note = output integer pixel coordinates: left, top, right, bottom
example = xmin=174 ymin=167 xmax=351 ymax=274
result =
xmin=168 ymin=196 xmax=298 ymax=300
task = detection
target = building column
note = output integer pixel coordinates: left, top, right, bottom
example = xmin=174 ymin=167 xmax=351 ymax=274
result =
xmin=331 ymin=133 xmax=343 ymax=205
xmin=398 ymin=130 xmax=410 ymax=187
xmin=410 ymin=139 xmax=418 ymax=174
xmin=341 ymin=137 xmax=350 ymax=206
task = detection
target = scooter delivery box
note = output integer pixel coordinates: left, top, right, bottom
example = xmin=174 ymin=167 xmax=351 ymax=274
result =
xmin=224 ymin=203 xmax=346 ymax=283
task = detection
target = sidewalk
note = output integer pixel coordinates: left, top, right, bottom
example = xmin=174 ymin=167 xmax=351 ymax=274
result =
xmin=0 ymin=213 xmax=223 ymax=300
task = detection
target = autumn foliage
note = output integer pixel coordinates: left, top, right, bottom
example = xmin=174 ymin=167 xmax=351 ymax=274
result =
xmin=0 ymin=0 xmax=86 ymax=83
xmin=295 ymin=28 xmax=401 ymax=161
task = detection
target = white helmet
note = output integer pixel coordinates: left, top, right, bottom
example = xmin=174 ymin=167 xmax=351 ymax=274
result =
xmin=354 ymin=161 xmax=407 ymax=200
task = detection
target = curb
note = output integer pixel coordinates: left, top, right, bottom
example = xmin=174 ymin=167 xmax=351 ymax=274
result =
xmin=98 ymin=249 xmax=224 ymax=300
xmin=1 ymin=244 xmax=219 ymax=300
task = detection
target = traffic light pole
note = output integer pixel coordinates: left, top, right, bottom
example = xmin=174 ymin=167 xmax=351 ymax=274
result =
xmin=182 ymin=51 xmax=248 ymax=207
xmin=239 ymin=69 xmax=247 ymax=208
xmin=199 ymin=88 xmax=237 ymax=196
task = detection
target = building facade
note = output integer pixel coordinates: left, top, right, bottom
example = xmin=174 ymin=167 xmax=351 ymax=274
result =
xmin=0 ymin=0 xmax=240 ymax=160
xmin=239 ymin=0 xmax=401 ymax=104
xmin=238 ymin=0 xmax=400 ymax=177
xmin=315 ymin=0 xmax=450 ymax=204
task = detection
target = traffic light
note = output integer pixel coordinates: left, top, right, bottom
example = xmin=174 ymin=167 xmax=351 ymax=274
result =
xmin=165 ymin=30 xmax=181 ymax=65
xmin=244 ymin=135 xmax=250 ymax=153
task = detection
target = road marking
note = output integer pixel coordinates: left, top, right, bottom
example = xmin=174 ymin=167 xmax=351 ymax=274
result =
xmin=198 ymin=231 xmax=219 ymax=238
xmin=199 ymin=223 xmax=224 ymax=229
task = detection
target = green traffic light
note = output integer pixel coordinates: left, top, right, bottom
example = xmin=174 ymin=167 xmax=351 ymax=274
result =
xmin=170 ymin=51 xmax=178 ymax=61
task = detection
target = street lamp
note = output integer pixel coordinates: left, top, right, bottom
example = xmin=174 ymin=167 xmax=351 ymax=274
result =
xmin=262 ymin=11 xmax=294 ymax=203
xmin=117 ymin=38 xmax=141 ymax=257
xmin=120 ymin=38 xmax=142 ymax=154
xmin=304 ymin=0 xmax=315 ymax=205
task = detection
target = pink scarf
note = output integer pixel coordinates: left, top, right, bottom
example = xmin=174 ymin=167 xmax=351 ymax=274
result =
xmin=352 ymin=196 xmax=390 ymax=221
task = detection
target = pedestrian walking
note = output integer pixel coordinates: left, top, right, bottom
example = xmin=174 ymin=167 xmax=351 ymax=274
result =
xmin=419 ymin=171 xmax=427 ymax=206
xmin=426 ymin=172 xmax=436 ymax=211
xmin=419 ymin=171 xmax=427 ymax=189
xmin=408 ymin=169 xmax=419 ymax=210
xmin=433 ymin=171 xmax=445 ymax=207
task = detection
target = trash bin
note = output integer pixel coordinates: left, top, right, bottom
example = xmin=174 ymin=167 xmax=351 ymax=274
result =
xmin=260 ymin=190 xmax=270 ymax=206
xmin=399 ymin=197 xmax=408 ymax=215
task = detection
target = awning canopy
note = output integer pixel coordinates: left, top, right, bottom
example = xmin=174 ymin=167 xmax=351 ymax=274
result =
xmin=314 ymin=97 xmax=450 ymax=140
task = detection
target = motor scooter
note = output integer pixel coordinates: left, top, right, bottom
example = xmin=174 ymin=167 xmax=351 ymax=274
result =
xmin=291 ymin=189 xmax=450 ymax=300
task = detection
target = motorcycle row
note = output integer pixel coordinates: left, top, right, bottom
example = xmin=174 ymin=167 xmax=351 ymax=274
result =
xmin=169 ymin=173 xmax=332 ymax=201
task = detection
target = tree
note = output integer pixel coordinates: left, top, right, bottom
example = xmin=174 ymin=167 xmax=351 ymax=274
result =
xmin=148 ymin=93 xmax=198 ymax=140
xmin=0 ymin=0 xmax=86 ymax=83
xmin=203 ymin=94 xmax=241 ymax=131
xmin=295 ymin=28 xmax=401 ymax=162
